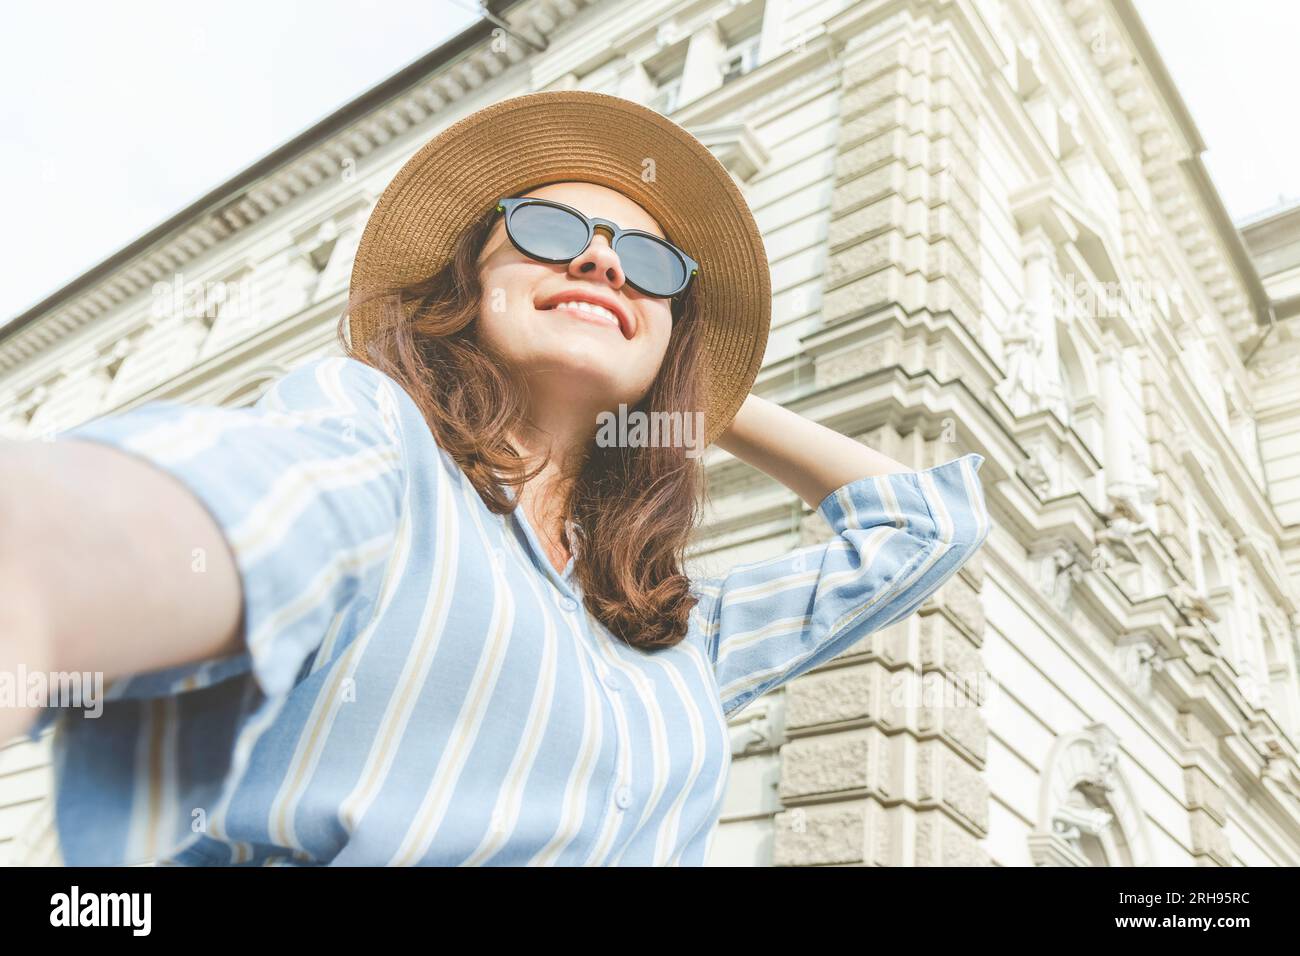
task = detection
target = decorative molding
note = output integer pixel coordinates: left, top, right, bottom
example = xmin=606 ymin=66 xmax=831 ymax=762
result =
xmin=1060 ymin=0 xmax=1261 ymax=344
xmin=688 ymin=120 xmax=770 ymax=181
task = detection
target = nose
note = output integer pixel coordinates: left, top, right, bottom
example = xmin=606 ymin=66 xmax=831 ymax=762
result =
xmin=568 ymin=229 xmax=625 ymax=288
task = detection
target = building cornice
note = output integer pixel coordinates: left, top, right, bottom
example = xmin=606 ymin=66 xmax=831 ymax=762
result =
xmin=0 ymin=0 xmax=594 ymax=371
xmin=1062 ymin=0 xmax=1271 ymax=348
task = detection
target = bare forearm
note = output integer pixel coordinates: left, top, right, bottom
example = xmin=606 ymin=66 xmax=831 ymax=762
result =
xmin=0 ymin=438 xmax=243 ymax=740
xmin=714 ymin=394 xmax=912 ymax=509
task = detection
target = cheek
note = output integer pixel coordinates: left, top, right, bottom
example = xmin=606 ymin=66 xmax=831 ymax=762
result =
xmin=477 ymin=262 xmax=536 ymax=325
xmin=645 ymin=303 xmax=675 ymax=351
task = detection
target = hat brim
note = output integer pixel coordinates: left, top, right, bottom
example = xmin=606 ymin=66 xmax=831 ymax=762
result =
xmin=347 ymin=90 xmax=771 ymax=448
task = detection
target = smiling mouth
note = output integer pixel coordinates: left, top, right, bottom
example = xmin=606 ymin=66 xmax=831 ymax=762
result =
xmin=540 ymin=300 xmax=626 ymax=337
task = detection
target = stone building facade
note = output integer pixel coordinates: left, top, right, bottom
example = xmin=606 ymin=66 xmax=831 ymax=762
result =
xmin=2 ymin=0 xmax=1299 ymax=866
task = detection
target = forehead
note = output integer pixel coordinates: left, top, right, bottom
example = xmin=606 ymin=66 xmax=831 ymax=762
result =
xmin=521 ymin=182 xmax=666 ymax=239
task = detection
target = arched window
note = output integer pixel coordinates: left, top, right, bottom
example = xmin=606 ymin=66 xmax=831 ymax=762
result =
xmin=1029 ymin=723 xmax=1153 ymax=866
xmin=1060 ymin=786 xmax=1134 ymax=867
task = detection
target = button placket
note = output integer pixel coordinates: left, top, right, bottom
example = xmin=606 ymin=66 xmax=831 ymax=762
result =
xmin=564 ymin=604 xmax=635 ymax=821
xmin=504 ymin=499 xmax=638 ymax=824
xmin=581 ymin=616 xmax=636 ymax=821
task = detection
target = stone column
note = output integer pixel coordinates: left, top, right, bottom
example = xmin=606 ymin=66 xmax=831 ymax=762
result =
xmin=1022 ymin=229 xmax=1065 ymax=414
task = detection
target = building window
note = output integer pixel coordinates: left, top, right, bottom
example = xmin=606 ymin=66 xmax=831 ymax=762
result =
xmin=643 ymin=33 xmax=687 ymax=115
xmin=649 ymin=72 xmax=682 ymax=114
xmin=720 ymin=35 xmax=760 ymax=84
xmin=716 ymin=0 xmax=766 ymax=87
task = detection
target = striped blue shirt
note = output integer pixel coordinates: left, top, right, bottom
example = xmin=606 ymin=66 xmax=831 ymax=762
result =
xmin=28 ymin=356 xmax=990 ymax=866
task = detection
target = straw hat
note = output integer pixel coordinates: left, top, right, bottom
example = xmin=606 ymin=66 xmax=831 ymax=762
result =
xmin=347 ymin=89 xmax=771 ymax=447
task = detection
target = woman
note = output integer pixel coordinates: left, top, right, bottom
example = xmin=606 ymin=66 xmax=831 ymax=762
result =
xmin=1 ymin=91 xmax=990 ymax=866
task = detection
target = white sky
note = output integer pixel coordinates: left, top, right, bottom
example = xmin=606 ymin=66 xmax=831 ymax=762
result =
xmin=1 ymin=0 xmax=1296 ymax=325
xmin=0 ymin=0 xmax=477 ymax=324
xmin=1134 ymin=0 xmax=1300 ymax=223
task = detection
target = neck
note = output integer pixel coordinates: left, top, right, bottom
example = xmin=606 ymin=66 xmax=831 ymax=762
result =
xmin=507 ymin=408 xmax=590 ymax=568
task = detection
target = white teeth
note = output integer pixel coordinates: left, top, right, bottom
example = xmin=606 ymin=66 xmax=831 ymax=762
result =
xmin=552 ymin=301 xmax=619 ymax=327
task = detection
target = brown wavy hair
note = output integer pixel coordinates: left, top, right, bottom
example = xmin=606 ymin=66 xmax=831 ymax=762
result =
xmin=338 ymin=205 xmax=710 ymax=650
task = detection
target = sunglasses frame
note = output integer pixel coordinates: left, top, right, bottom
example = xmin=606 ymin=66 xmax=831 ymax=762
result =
xmin=495 ymin=196 xmax=699 ymax=299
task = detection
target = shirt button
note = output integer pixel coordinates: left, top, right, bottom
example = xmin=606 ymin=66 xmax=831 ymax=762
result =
xmin=603 ymin=672 xmax=621 ymax=692
xmin=615 ymin=786 xmax=632 ymax=810
xmin=560 ymin=597 xmax=578 ymax=612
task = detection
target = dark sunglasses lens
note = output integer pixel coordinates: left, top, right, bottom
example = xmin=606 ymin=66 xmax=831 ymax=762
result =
xmin=510 ymin=203 xmax=589 ymax=260
xmin=618 ymin=235 xmax=687 ymax=296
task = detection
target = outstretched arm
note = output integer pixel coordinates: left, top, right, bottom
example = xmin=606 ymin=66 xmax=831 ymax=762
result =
xmin=0 ymin=437 xmax=243 ymax=742
xmin=1 ymin=356 xmax=411 ymax=745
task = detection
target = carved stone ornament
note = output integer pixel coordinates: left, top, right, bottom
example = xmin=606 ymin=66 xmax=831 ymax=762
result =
xmin=1170 ymin=581 xmax=1220 ymax=624
xmin=1095 ymin=500 xmax=1147 ymax=566
xmin=1084 ymin=724 xmax=1121 ymax=793
xmin=1029 ymin=722 xmax=1153 ymax=866
xmin=1245 ymin=725 xmax=1297 ymax=790
xmin=1017 ymin=444 xmax=1054 ymax=498
xmin=1118 ymin=637 xmax=1164 ymax=695
xmin=1045 ymin=543 xmax=1088 ymax=612
xmin=1051 ymin=801 xmax=1114 ymax=843
xmin=996 ymin=304 xmax=1060 ymax=416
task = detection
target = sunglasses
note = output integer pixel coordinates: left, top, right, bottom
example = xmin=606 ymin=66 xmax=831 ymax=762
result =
xmin=495 ymin=197 xmax=699 ymax=299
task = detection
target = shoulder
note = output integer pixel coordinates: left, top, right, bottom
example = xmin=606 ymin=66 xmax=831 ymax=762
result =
xmin=261 ymin=356 xmax=436 ymax=445
xmin=264 ymin=357 xmax=467 ymax=487
xmin=260 ymin=356 xmax=405 ymax=412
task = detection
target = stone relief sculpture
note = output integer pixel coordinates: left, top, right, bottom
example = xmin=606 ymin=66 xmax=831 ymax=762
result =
xmin=1016 ymin=443 xmax=1055 ymax=499
xmin=1042 ymin=542 xmax=1088 ymax=613
xmin=996 ymin=303 xmax=1053 ymax=417
xmin=1118 ymin=637 xmax=1164 ymax=696
xmin=1096 ymin=495 xmax=1148 ymax=566
xmin=1051 ymin=799 xmax=1114 ymax=847
xmin=1170 ymin=579 xmax=1220 ymax=626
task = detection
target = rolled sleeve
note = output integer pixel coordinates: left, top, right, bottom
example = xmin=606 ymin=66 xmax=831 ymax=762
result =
xmin=25 ymin=355 xmax=408 ymax=741
xmin=694 ymin=453 xmax=991 ymax=718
